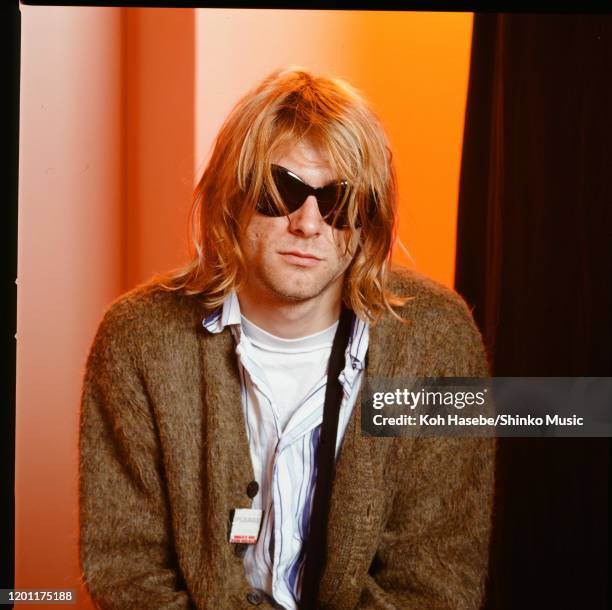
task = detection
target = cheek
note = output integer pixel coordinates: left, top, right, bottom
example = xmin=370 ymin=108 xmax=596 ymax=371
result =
xmin=245 ymin=215 xmax=269 ymax=242
xmin=241 ymin=224 xmax=262 ymax=260
xmin=244 ymin=217 xmax=286 ymax=252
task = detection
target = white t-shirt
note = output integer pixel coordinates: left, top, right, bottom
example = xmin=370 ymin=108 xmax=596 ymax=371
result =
xmin=240 ymin=314 xmax=339 ymax=431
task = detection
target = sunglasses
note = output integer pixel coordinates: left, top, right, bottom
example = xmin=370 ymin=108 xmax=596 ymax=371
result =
xmin=256 ymin=164 xmax=359 ymax=228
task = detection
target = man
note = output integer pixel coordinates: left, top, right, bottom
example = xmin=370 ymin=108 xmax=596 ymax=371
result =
xmin=79 ymin=68 xmax=494 ymax=610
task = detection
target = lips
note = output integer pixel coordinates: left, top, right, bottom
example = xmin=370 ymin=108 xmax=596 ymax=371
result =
xmin=279 ymin=251 xmax=322 ymax=267
xmin=280 ymin=250 xmax=321 ymax=260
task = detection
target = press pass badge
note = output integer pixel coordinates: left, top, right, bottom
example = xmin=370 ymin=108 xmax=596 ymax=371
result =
xmin=229 ymin=508 xmax=263 ymax=544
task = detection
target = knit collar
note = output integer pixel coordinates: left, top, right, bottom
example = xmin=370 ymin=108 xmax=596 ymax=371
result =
xmin=202 ymin=290 xmax=369 ymax=371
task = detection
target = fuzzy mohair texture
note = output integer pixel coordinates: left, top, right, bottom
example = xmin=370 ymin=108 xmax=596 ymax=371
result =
xmin=79 ymin=266 xmax=495 ymax=610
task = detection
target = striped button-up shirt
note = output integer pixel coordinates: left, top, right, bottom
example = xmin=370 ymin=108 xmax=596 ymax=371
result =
xmin=202 ymin=291 xmax=369 ymax=609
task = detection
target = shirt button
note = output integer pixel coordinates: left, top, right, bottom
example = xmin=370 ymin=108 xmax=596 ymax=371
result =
xmin=246 ymin=590 xmax=263 ymax=605
xmin=246 ymin=480 xmax=259 ymax=498
xmin=234 ymin=543 xmax=247 ymax=557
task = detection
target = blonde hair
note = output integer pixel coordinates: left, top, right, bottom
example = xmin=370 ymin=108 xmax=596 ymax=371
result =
xmin=156 ymin=67 xmax=408 ymax=323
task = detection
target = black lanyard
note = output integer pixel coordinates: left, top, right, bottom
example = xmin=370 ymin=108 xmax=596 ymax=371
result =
xmin=298 ymin=306 xmax=355 ymax=610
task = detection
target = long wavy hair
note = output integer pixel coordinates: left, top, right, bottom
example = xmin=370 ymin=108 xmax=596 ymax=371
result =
xmin=156 ymin=67 xmax=408 ymax=323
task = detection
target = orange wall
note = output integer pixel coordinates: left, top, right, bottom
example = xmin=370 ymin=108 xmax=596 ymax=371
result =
xmin=124 ymin=9 xmax=195 ymax=289
xmin=16 ymin=7 xmax=471 ymax=608
xmin=17 ymin=7 xmax=123 ymax=608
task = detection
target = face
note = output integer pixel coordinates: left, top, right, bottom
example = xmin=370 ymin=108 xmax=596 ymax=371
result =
xmin=240 ymin=139 xmax=360 ymax=304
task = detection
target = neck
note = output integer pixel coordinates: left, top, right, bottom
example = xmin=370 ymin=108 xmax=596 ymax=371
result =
xmin=237 ymin=282 xmax=343 ymax=339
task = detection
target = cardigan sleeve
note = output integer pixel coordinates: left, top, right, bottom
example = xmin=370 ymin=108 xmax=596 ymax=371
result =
xmin=79 ymin=304 xmax=196 ymax=610
xmin=355 ymin=294 xmax=496 ymax=610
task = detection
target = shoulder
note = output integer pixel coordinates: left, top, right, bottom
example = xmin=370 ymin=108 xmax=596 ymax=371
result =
xmin=385 ymin=265 xmax=477 ymax=328
xmin=91 ymin=280 xmax=208 ymax=356
xmin=376 ymin=265 xmax=489 ymax=376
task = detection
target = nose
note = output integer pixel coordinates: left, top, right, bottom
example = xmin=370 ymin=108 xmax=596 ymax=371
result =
xmin=287 ymin=195 xmax=324 ymax=237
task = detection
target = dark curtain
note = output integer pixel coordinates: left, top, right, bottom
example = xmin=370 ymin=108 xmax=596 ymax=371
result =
xmin=456 ymin=14 xmax=611 ymax=610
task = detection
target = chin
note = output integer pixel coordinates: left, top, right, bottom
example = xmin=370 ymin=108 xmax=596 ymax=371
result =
xmin=269 ymin=284 xmax=325 ymax=302
xmin=264 ymin=274 xmax=331 ymax=302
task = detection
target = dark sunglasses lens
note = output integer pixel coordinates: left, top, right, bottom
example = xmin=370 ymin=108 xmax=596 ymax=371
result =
xmin=257 ymin=190 xmax=280 ymax=216
xmin=256 ymin=168 xmax=308 ymax=216
xmin=317 ymin=183 xmax=354 ymax=227
xmin=274 ymin=168 xmax=309 ymax=213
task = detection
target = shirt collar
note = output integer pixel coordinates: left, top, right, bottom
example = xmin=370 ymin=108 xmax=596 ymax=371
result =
xmin=347 ymin=314 xmax=369 ymax=370
xmin=202 ymin=290 xmax=241 ymax=334
xmin=202 ymin=290 xmax=369 ymax=368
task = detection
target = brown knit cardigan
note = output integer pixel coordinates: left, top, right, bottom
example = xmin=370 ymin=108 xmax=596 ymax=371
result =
xmin=79 ymin=266 xmax=495 ymax=610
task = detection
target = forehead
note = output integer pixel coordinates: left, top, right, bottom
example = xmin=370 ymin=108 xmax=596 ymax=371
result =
xmin=270 ymin=139 xmax=337 ymax=186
